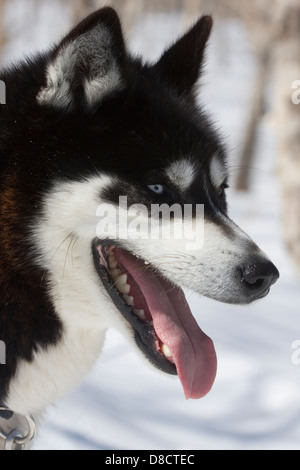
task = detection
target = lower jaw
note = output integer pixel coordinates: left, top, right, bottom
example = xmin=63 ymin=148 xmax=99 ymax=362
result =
xmin=92 ymin=241 xmax=177 ymax=376
xmin=93 ymin=240 xmax=218 ymax=400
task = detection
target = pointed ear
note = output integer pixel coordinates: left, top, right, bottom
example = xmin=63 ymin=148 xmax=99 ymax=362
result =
xmin=153 ymin=15 xmax=213 ymax=97
xmin=37 ymin=7 xmax=126 ymax=111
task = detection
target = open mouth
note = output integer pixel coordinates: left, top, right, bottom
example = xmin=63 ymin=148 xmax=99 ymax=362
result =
xmin=92 ymin=241 xmax=217 ymax=399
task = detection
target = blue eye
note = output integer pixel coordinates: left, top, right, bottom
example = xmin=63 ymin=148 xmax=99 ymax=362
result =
xmin=147 ymin=184 xmax=164 ymax=195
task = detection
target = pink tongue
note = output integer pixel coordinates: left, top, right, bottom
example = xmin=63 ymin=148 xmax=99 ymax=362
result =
xmin=115 ymin=249 xmax=217 ymax=399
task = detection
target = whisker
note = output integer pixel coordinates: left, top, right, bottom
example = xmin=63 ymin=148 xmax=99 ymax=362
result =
xmin=40 ymin=232 xmax=74 ymax=288
xmin=62 ymin=236 xmax=76 ymax=284
xmin=70 ymin=235 xmax=79 ymax=271
xmin=50 ymin=232 xmax=74 ymax=264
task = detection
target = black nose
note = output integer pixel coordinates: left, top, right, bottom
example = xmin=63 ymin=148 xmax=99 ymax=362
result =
xmin=242 ymin=259 xmax=279 ymax=299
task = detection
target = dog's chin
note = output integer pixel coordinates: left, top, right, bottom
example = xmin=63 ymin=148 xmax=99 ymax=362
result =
xmin=92 ymin=240 xmax=217 ymax=400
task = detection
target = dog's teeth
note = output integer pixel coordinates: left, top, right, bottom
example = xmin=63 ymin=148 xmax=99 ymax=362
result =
xmin=144 ymin=261 xmax=150 ymax=265
xmin=127 ymin=296 xmax=134 ymax=306
xmin=110 ymin=268 xmax=120 ymax=279
xmin=123 ymin=295 xmax=134 ymax=306
xmin=161 ymin=344 xmax=172 ymax=358
xmin=109 ymin=258 xmax=118 ymax=269
xmin=133 ymin=308 xmax=146 ymax=321
xmin=116 ymin=281 xmax=129 ymax=293
xmin=118 ymin=284 xmax=130 ymax=295
xmin=116 ymin=274 xmax=130 ymax=294
xmin=139 ymin=309 xmax=145 ymax=319
xmin=108 ymin=250 xmax=118 ymax=267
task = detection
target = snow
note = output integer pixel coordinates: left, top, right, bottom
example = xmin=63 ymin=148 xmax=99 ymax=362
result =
xmin=3 ymin=3 xmax=300 ymax=450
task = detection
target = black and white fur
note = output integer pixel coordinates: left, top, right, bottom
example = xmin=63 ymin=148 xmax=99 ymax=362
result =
xmin=0 ymin=8 xmax=279 ymax=428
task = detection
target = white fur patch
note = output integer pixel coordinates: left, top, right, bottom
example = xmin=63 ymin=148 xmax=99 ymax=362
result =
xmin=5 ymin=175 xmax=128 ymax=416
xmin=6 ymin=328 xmax=104 ymax=417
xmin=166 ymin=159 xmax=196 ymax=192
xmin=210 ymin=155 xmax=227 ymax=189
xmin=37 ymin=26 xmax=122 ymax=109
xmin=84 ymin=70 xmax=121 ymax=108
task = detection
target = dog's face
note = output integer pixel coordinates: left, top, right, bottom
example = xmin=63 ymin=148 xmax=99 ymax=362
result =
xmin=1 ymin=8 xmax=279 ymax=404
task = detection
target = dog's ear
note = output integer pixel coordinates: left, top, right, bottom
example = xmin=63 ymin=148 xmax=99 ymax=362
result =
xmin=37 ymin=7 xmax=126 ymax=111
xmin=153 ymin=15 xmax=213 ymax=97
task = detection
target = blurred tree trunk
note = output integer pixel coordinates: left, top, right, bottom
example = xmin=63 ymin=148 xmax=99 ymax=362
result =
xmin=72 ymin=0 xmax=95 ymax=23
xmin=235 ymin=41 xmax=271 ymax=190
xmin=113 ymin=0 xmax=145 ymax=33
xmin=273 ymin=0 xmax=300 ymax=274
xmin=228 ymin=0 xmax=275 ymax=191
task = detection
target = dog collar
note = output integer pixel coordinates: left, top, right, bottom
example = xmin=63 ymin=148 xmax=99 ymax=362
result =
xmin=0 ymin=405 xmax=36 ymax=450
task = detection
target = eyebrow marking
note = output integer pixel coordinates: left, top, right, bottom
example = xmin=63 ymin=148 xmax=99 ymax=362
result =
xmin=210 ymin=155 xmax=227 ymax=188
xmin=165 ymin=159 xmax=196 ymax=192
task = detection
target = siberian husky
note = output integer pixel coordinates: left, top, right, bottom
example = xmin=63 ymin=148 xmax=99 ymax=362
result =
xmin=0 ymin=7 xmax=279 ymax=440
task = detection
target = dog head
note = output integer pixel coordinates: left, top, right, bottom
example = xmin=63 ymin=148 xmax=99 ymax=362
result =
xmin=1 ymin=8 xmax=279 ymax=403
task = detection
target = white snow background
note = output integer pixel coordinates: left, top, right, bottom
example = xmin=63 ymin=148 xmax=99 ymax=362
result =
xmin=2 ymin=0 xmax=300 ymax=450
